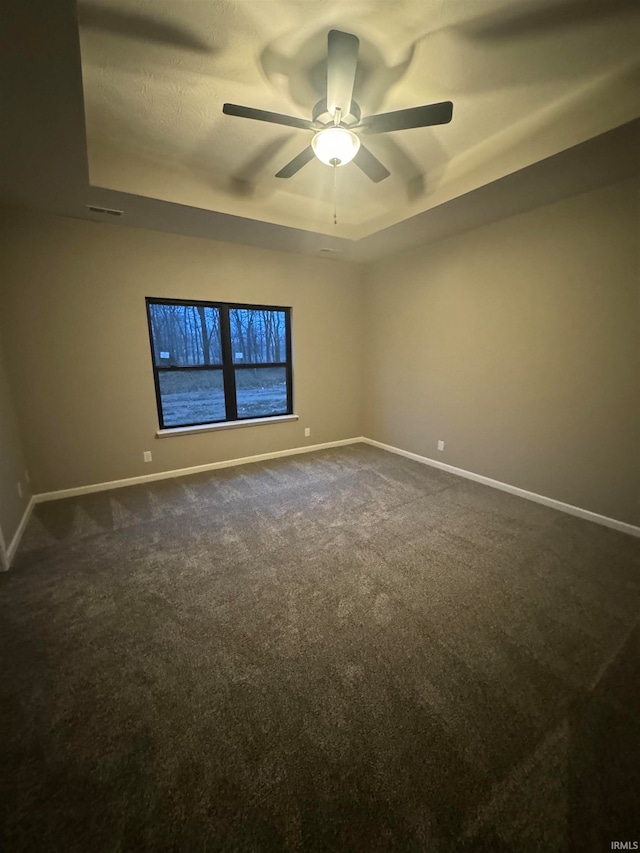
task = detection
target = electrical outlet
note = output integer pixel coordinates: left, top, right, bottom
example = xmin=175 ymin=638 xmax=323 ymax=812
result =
xmin=437 ymin=440 xmax=445 ymax=452
xmin=304 ymin=428 xmax=311 ymax=437
xmin=143 ymin=451 xmax=152 ymax=463
xmin=17 ymin=482 xmax=23 ymax=498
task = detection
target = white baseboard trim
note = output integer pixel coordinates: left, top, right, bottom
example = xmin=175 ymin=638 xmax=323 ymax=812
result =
xmin=17 ymin=435 xmax=639 ymax=556
xmin=5 ymin=496 xmax=36 ymax=567
xmin=33 ymin=437 xmax=365 ymax=504
xmin=362 ymin=438 xmax=640 ymax=539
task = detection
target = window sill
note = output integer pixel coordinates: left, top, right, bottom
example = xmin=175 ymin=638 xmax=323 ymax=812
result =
xmin=156 ymin=414 xmax=299 ymax=438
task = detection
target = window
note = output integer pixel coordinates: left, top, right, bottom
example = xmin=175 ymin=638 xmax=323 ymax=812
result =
xmin=146 ymin=298 xmax=293 ymax=430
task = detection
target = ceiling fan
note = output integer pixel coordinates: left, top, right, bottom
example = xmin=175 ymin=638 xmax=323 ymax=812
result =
xmin=223 ymin=30 xmax=453 ymax=183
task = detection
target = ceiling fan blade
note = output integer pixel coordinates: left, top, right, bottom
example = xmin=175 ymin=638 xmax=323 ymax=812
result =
xmin=353 ymin=144 xmax=390 ymax=183
xmin=223 ymin=104 xmax=313 ymax=131
xmin=275 ymin=146 xmax=315 ymax=179
xmin=326 ymin=30 xmax=360 ymax=118
xmin=361 ymin=101 xmax=453 ymax=135
xmin=77 ymin=3 xmax=210 ymax=52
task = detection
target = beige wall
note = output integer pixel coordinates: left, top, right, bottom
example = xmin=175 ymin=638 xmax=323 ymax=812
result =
xmin=1 ymin=177 xmax=638 ymax=528
xmin=364 ymin=178 xmax=640 ymax=525
xmin=0 ymin=211 xmax=365 ymax=493
xmin=0 ymin=326 xmax=31 ymax=561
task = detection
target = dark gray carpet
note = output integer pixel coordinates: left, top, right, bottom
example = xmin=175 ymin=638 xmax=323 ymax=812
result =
xmin=1 ymin=443 xmax=638 ymax=852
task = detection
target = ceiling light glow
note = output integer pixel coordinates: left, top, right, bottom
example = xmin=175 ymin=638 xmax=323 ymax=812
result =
xmin=312 ymin=127 xmax=360 ymax=167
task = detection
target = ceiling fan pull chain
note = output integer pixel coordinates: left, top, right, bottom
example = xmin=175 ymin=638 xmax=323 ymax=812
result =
xmin=333 ymin=164 xmax=338 ymax=225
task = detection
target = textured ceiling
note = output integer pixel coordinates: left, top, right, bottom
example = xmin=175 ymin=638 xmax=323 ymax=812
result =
xmin=78 ymin=0 xmax=640 ymax=240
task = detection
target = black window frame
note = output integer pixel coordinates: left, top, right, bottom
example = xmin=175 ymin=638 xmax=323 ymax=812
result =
xmin=145 ymin=297 xmax=293 ymax=430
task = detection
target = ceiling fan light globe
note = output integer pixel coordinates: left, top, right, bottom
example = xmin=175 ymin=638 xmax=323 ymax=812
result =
xmin=312 ymin=127 xmax=360 ymax=167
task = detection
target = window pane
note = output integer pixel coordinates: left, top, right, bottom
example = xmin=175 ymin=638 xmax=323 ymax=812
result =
xmin=158 ymin=369 xmax=225 ymax=427
xmin=230 ymin=309 xmax=287 ymax=364
xmin=149 ymin=303 xmax=222 ymax=366
xmin=235 ymin=367 xmax=288 ymax=418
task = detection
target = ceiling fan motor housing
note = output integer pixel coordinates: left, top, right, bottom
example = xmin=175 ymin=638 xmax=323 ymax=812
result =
xmin=312 ymin=98 xmax=361 ymax=128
